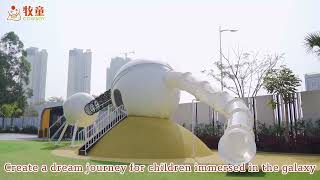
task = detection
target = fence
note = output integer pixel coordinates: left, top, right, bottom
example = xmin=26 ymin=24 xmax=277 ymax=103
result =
xmin=171 ymin=90 xmax=320 ymax=153
xmin=0 ymin=117 xmax=39 ymax=129
xmin=172 ymin=90 xmax=320 ymax=132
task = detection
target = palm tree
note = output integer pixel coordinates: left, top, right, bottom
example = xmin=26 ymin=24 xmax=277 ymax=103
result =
xmin=305 ymin=32 xmax=320 ymax=56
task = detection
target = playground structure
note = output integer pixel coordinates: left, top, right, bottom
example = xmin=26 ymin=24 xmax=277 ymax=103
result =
xmin=53 ymin=60 xmax=256 ymax=165
xmin=48 ymin=93 xmax=97 ymax=146
xmin=39 ymin=106 xmax=64 ymax=138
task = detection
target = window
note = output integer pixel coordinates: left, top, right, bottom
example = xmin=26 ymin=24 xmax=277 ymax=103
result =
xmin=113 ymin=89 xmax=123 ymax=107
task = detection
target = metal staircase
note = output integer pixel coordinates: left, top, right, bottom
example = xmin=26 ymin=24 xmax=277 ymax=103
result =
xmin=78 ymin=89 xmax=127 ymax=153
xmin=46 ymin=89 xmax=127 ymax=148
xmin=77 ymin=89 xmax=129 ymax=155
xmin=77 ymin=103 xmax=115 ymax=142
xmin=78 ymin=105 xmax=127 ymax=155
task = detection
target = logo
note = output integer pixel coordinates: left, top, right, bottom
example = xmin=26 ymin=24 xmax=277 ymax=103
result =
xmin=7 ymin=5 xmax=45 ymax=22
xmin=7 ymin=5 xmax=21 ymax=21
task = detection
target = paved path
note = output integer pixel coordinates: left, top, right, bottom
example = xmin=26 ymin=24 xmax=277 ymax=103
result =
xmin=0 ymin=133 xmax=38 ymax=140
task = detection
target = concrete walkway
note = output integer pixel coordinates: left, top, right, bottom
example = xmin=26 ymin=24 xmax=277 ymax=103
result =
xmin=0 ymin=133 xmax=38 ymax=140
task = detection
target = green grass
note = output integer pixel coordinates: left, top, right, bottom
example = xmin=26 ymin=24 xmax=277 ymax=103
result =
xmin=0 ymin=140 xmax=318 ymax=180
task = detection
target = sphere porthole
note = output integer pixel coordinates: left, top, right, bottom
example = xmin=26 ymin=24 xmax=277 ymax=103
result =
xmin=113 ymin=89 xmax=123 ymax=107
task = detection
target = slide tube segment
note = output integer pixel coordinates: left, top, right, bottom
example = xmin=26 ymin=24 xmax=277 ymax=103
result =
xmin=165 ymin=71 xmax=256 ymax=164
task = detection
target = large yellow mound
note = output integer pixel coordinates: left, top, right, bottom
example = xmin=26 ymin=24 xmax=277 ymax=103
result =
xmin=88 ymin=116 xmax=213 ymax=159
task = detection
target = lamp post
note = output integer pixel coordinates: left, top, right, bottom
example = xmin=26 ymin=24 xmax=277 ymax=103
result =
xmin=219 ymin=26 xmax=238 ymax=91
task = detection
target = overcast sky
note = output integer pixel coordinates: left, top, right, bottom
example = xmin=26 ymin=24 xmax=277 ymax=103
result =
xmin=1 ymin=0 xmax=319 ymax=102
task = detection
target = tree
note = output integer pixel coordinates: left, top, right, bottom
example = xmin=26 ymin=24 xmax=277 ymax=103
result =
xmin=33 ymin=97 xmax=64 ymax=106
xmin=202 ymin=48 xmax=282 ymax=98
xmin=305 ymin=32 xmax=320 ymax=56
xmin=47 ymin=96 xmax=64 ymax=103
xmin=0 ymin=32 xmax=31 ymax=116
xmin=202 ymin=48 xmax=282 ymax=140
xmin=0 ymin=103 xmax=22 ymax=128
xmin=23 ymin=105 xmax=38 ymax=117
xmin=263 ymin=66 xmax=301 ymax=143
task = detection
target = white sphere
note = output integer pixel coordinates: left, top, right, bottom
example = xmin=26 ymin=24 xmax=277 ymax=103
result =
xmin=63 ymin=92 xmax=97 ymax=127
xmin=111 ymin=60 xmax=180 ymax=118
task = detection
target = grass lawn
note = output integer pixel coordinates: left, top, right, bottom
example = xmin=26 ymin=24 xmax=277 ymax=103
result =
xmin=0 ymin=140 xmax=318 ymax=180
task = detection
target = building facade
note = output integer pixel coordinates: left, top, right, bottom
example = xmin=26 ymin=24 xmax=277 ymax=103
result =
xmin=305 ymin=73 xmax=320 ymax=91
xmin=25 ymin=47 xmax=48 ymax=104
xmin=106 ymin=57 xmax=130 ymax=90
xmin=67 ymin=49 xmax=92 ymax=97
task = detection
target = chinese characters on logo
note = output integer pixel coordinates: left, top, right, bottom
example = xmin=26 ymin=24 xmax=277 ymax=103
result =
xmin=7 ymin=5 xmax=46 ymax=21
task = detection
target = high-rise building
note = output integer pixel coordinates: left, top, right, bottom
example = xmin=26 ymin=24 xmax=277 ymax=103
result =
xmin=305 ymin=73 xmax=320 ymax=91
xmin=25 ymin=47 xmax=48 ymax=104
xmin=106 ymin=57 xmax=131 ymax=90
xmin=67 ymin=49 xmax=92 ymax=97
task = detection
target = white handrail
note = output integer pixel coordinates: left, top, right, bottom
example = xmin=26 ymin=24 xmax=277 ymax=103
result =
xmin=48 ymin=115 xmax=64 ymax=139
xmin=49 ymin=115 xmax=64 ymax=129
xmin=49 ymin=121 xmax=67 ymax=141
xmin=80 ymin=105 xmax=127 ymax=155
xmin=77 ymin=105 xmax=111 ymax=141
xmin=77 ymin=128 xmax=85 ymax=142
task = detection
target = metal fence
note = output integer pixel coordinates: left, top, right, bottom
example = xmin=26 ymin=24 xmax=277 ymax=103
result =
xmin=172 ymin=90 xmax=320 ymax=131
xmin=0 ymin=117 xmax=39 ymax=129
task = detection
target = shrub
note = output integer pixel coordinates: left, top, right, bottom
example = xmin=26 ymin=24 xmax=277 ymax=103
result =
xmin=272 ymin=124 xmax=285 ymax=137
xmin=20 ymin=126 xmax=38 ymax=134
xmin=0 ymin=128 xmax=9 ymax=133
xmin=294 ymin=118 xmax=306 ymax=135
xmin=0 ymin=126 xmax=38 ymax=134
xmin=257 ymin=122 xmax=273 ymax=136
xmin=194 ymin=122 xmax=224 ymax=137
xmin=257 ymin=119 xmax=320 ymax=138
xmin=257 ymin=122 xmax=285 ymax=137
xmin=12 ymin=126 xmax=21 ymax=133
xmin=294 ymin=118 xmax=320 ymax=137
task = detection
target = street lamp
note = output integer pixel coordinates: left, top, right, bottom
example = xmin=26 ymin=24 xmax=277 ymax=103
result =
xmin=219 ymin=26 xmax=238 ymax=91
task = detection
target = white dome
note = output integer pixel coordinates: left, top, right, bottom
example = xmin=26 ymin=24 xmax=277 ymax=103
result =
xmin=111 ymin=60 xmax=180 ymax=118
xmin=63 ymin=92 xmax=97 ymax=127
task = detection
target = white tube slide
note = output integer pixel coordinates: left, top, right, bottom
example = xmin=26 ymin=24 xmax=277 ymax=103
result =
xmin=165 ymin=71 xmax=256 ymax=164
